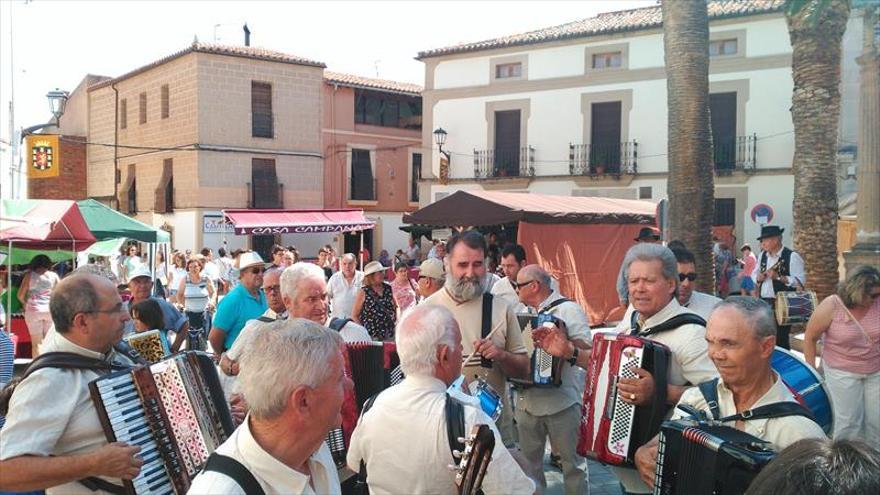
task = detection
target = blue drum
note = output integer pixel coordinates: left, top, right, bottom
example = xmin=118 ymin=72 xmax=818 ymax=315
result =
xmin=448 ymin=375 xmax=503 ymax=422
xmin=771 ymin=347 xmax=834 ymax=435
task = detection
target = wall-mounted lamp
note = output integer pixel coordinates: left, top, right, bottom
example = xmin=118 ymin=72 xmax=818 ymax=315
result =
xmin=433 ymin=127 xmax=450 ymax=164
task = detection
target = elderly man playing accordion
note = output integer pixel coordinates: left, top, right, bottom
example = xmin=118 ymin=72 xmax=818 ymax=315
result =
xmin=633 ymin=297 xmax=826 ymax=489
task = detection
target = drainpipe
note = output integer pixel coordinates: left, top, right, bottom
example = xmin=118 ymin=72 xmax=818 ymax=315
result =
xmin=112 ymin=82 xmax=119 ymax=210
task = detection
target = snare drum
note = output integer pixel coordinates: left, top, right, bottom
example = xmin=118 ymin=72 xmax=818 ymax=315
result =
xmin=775 ymin=291 xmax=818 ymax=326
xmin=448 ymin=375 xmax=503 ymax=422
xmin=771 ymin=347 xmax=834 ymax=434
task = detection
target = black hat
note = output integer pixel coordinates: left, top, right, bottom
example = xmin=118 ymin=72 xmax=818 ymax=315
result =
xmin=634 ymin=227 xmax=661 ymax=242
xmin=757 ymin=225 xmax=784 ymax=240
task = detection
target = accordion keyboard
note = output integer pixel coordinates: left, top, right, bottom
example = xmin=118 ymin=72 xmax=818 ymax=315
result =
xmin=607 ymin=346 xmax=643 ymax=456
xmin=94 ymin=373 xmax=178 ymax=494
xmin=536 ymin=349 xmax=554 ymax=380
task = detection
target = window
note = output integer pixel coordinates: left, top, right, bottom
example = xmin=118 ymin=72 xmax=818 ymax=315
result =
xmin=251 ymin=81 xmax=274 ymax=138
xmin=161 ymin=85 xmax=169 ymax=119
xmin=714 ymin=198 xmax=736 ymax=226
xmin=709 ymin=39 xmax=738 ymax=56
xmin=710 ymin=92 xmax=737 ymax=171
xmin=120 ymin=164 xmax=137 ymax=214
xmin=495 ymin=62 xmax=522 ymax=79
xmin=350 ymin=149 xmax=375 ymax=201
xmin=354 ymin=90 xmax=422 ymax=130
xmin=592 ymin=52 xmax=622 ymax=69
xmin=251 ymin=158 xmax=280 ymax=208
xmin=120 ymin=99 xmax=127 ymax=130
xmin=155 ymin=159 xmax=174 ymax=213
xmin=639 ymin=186 xmax=652 ymax=200
xmin=410 ymin=153 xmax=421 ymax=203
xmin=139 ymin=92 xmax=147 ymax=124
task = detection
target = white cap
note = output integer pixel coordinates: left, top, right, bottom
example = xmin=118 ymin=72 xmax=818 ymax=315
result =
xmin=126 ymin=264 xmax=152 ymax=284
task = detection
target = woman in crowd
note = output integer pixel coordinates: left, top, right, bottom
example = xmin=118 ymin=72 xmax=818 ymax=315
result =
xmin=176 ymin=256 xmax=216 ymax=351
xmin=804 ymin=265 xmax=880 ymax=445
xmin=390 ymin=262 xmax=417 ymax=313
xmin=739 ymin=243 xmax=757 ymax=296
xmin=352 ymin=261 xmax=397 ymax=341
xmin=17 ymin=255 xmax=60 ymax=357
xmin=120 ymin=243 xmax=143 ymax=281
xmin=377 ymin=249 xmax=391 ymax=267
xmin=168 ymin=251 xmax=187 ymax=299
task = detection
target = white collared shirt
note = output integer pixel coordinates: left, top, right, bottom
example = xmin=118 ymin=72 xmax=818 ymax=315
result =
xmin=0 ymin=333 xmax=135 ymax=494
xmin=346 ymin=375 xmax=535 ymax=495
xmin=671 ymin=372 xmax=826 ymax=449
xmin=188 ymin=416 xmax=340 ymax=495
xmin=489 ymin=277 xmax=527 ymax=314
xmin=327 ymin=271 xmax=364 ymax=319
xmin=682 ymin=291 xmax=722 ymax=321
xmin=752 ymin=247 xmax=806 ymax=298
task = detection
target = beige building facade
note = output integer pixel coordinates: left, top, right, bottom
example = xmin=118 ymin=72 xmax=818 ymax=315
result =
xmin=87 ymin=43 xmax=326 ymax=254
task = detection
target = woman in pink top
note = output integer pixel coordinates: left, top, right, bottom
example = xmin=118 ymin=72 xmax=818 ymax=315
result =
xmin=739 ymin=244 xmax=757 ymax=295
xmin=804 ymin=265 xmax=880 ymax=444
xmin=17 ymin=255 xmax=60 ymax=357
xmin=390 ymin=263 xmax=418 ymax=313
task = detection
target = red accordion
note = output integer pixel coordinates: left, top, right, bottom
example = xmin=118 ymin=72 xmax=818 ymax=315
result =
xmin=577 ymin=333 xmax=670 ymax=466
xmin=326 ymin=341 xmax=402 ymax=468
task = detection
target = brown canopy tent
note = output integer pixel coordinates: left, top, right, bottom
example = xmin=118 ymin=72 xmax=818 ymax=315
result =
xmin=403 ymin=190 xmax=657 ymax=325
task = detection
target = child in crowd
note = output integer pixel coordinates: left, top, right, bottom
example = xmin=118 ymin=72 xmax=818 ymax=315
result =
xmin=129 ymin=299 xmax=171 ymax=361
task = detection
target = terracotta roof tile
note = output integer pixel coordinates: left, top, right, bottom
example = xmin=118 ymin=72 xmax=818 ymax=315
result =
xmin=324 ymin=71 xmax=422 ymax=95
xmin=417 ymin=0 xmax=784 ymax=59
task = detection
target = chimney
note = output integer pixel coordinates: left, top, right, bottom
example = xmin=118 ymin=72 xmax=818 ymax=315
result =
xmin=243 ymin=23 xmax=251 ymax=46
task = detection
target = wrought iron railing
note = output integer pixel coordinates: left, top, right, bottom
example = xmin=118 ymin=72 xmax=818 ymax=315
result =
xmin=569 ymin=141 xmax=638 ymax=176
xmin=714 ymin=134 xmax=757 ymax=174
xmin=473 ymin=146 xmax=536 ymax=179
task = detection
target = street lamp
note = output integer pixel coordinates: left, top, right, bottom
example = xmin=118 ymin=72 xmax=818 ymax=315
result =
xmin=47 ymin=89 xmax=69 ymax=124
xmin=433 ymin=127 xmax=450 ymax=163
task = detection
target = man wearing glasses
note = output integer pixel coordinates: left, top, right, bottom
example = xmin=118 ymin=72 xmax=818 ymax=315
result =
xmin=0 ymin=274 xmax=144 ymax=494
xmin=670 ymin=247 xmax=721 ymax=320
xmin=209 ymin=251 xmax=269 ymax=357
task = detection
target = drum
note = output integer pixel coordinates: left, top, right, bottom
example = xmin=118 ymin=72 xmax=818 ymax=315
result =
xmin=771 ymin=347 xmax=834 ymax=435
xmin=775 ymin=291 xmax=818 ymax=326
xmin=448 ymin=375 xmax=503 ymax=422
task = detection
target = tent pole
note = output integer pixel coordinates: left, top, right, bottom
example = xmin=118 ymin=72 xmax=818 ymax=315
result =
xmin=5 ymin=240 xmax=11 ymax=334
xmin=359 ymin=231 xmax=364 ymax=271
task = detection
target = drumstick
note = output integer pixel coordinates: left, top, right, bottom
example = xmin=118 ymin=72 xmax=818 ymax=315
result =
xmin=461 ymin=320 xmax=506 ymax=368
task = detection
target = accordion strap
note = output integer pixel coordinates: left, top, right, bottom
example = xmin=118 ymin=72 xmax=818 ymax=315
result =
xmin=639 ymin=313 xmax=706 ymax=337
xmin=202 ymin=453 xmax=266 ymax=495
xmin=697 ymin=377 xmax=817 ymax=423
xmin=480 ymin=293 xmax=494 ymax=368
xmin=329 ymin=317 xmax=353 ymax=332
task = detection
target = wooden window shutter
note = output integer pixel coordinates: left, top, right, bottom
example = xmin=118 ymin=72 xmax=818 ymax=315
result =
xmin=161 ymin=85 xmax=169 ymax=119
xmin=139 ymin=92 xmax=147 ymax=124
xmin=120 ymin=99 xmax=127 ymax=130
xmin=155 ymin=159 xmax=174 ymax=213
xmin=119 ymin=164 xmax=137 ymax=214
xmin=251 ymin=82 xmax=273 ymax=138
xmin=251 ymin=158 xmax=279 ymax=208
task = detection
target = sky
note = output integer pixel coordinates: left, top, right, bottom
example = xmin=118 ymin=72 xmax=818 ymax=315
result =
xmin=0 ymin=0 xmax=655 ymax=152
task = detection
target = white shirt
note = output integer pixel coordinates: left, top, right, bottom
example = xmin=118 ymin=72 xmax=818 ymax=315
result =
xmin=329 ymin=317 xmax=373 ymax=343
xmin=490 ymin=277 xmax=527 ymax=314
xmin=671 ymin=372 xmax=826 ymax=450
xmin=518 ymin=291 xmax=592 ymax=416
xmin=0 ymin=333 xmax=136 ymax=494
xmin=327 ymin=271 xmax=364 ymax=319
xmin=405 ymin=244 xmax=420 ymax=262
xmin=681 ymin=291 xmax=722 ymax=321
xmin=188 ymin=416 xmax=341 ymax=495
xmin=346 ymin=375 xmax=535 ymax=495
xmin=201 ymin=260 xmax=222 ymax=283
xmin=483 ymin=272 xmax=501 ymax=293
xmin=752 ymin=247 xmax=806 ymax=298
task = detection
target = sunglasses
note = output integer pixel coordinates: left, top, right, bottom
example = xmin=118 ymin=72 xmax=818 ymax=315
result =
xmin=678 ymin=273 xmax=697 ymax=282
xmin=512 ymin=280 xmax=535 ymax=291
xmin=246 ymin=267 xmax=265 ymax=275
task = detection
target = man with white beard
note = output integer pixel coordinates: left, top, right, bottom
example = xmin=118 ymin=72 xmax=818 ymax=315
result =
xmin=424 ymin=230 xmax=529 ymax=446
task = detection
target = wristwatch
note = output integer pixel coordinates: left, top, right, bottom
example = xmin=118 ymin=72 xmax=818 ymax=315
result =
xmin=567 ymin=346 xmax=579 ymax=366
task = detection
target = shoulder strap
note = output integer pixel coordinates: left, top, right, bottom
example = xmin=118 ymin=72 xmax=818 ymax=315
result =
xmin=718 ymin=401 xmax=817 ymax=423
xmin=256 ymin=315 xmax=277 ymax=323
xmin=480 ymin=293 xmax=493 ymax=368
xmin=640 ymin=313 xmax=706 ymax=337
xmin=539 ymin=297 xmax=572 ymax=313
xmin=445 ymin=393 xmax=466 ymax=463
xmin=202 ymin=453 xmax=266 ymax=495
xmin=21 ymin=352 xmax=117 ymax=381
xmin=697 ymin=378 xmax=722 ymax=420
xmin=329 ymin=317 xmax=353 ymax=332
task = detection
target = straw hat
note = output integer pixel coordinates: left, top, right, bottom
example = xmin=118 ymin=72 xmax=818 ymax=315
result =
xmin=236 ymin=251 xmax=267 ymax=272
xmin=362 ymin=261 xmax=385 ymax=279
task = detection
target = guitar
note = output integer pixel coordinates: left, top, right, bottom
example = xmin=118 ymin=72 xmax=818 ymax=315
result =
xmin=452 ymin=424 xmax=495 ymax=495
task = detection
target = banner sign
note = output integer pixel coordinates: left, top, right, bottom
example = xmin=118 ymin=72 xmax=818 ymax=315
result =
xmin=233 ymin=222 xmax=373 ymax=236
xmin=203 ymin=215 xmax=234 ymax=234
xmin=26 ymin=135 xmax=61 ymax=179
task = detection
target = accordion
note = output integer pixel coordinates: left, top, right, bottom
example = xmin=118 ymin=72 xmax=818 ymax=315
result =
xmin=89 ymin=351 xmax=235 ymax=494
xmin=124 ymin=330 xmax=170 ymax=363
xmin=653 ymin=419 xmax=776 ymax=495
xmin=510 ymin=313 xmax=563 ymax=388
xmin=326 ymin=341 xmax=403 ymax=468
xmin=577 ymin=333 xmax=670 ymax=466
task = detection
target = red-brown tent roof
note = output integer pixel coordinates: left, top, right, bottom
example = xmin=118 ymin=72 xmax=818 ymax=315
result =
xmin=1 ymin=199 xmax=96 ymax=251
xmin=403 ymin=190 xmax=656 ymax=227
xmin=223 ymin=209 xmax=375 ymax=235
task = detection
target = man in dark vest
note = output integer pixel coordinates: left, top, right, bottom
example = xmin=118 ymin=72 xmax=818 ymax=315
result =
xmin=752 ymin=225 xmax=806 ymax=350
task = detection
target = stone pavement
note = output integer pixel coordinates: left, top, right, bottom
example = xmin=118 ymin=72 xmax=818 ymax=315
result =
xmin=544 ymin=455 xmax=623 ymax=495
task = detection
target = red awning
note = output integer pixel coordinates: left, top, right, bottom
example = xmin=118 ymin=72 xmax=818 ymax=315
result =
xmin=1 ymin=199 xmax=96 ymax=251
xmin=222 ymin=209 xmax=375 ymax=235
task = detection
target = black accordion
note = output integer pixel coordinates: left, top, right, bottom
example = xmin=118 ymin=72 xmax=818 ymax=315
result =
xmin=653 ymin=419 xmax=776 ymax=495
xmin=89 ymin=351 xmax=235 ymax=494
xmin=326 ymin=341 xmax=403 ymax=468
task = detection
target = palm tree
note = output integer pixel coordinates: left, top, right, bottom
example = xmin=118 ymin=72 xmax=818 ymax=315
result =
xmin=663 ymin=0 xmax=715 ymax=293
xmin=786 ymin=0 xmax=851 ymax=300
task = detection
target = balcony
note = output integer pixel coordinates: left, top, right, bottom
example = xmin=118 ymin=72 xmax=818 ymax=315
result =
xmin=569 ymin=141 xmax=638 ymax=176
xmin=473 ymin=146 xmax=535 ymax=179
xmin=713 ymin=134 xmax=756 ymax=174
xmin=247 ymin=182 xmax=284 ymax=209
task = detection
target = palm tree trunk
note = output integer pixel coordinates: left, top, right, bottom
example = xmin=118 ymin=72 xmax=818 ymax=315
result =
xmin=786 ymin=0 xmax=850 ymax=300
xmin=663 ymin=0 xmax=715 ymax=293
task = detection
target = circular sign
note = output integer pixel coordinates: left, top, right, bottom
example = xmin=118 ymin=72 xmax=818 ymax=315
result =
xmin=750 ymin=203 xmax=774 ymax=224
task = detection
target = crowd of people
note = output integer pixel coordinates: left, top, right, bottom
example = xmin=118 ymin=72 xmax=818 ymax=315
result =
xmin=0 ymin=226 xmax=876 ymax=495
